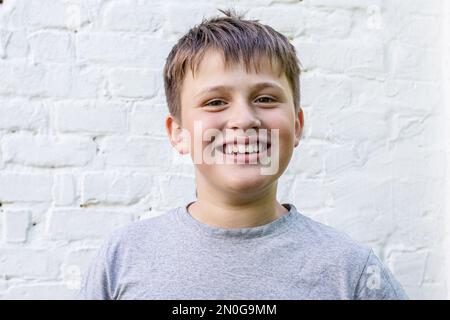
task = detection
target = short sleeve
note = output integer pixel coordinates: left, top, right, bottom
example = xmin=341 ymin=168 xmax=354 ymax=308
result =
xmin=354 ymin=249 xmax=409 ymax=300
xmin=74 ymin=240 xmax=113 ymax=300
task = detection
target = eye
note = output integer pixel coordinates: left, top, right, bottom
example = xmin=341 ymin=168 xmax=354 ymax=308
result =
xmin=204 ymin=99 xmax=226 ymax=107
xmin=255 ymin=96 xmax=276 ymax=103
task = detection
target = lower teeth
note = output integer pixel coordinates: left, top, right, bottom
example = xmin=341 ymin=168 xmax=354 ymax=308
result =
xmin=220 ymin=146 xmax=271 ymax=155
xmin=233 ymin=152 xmax=257 ymax=155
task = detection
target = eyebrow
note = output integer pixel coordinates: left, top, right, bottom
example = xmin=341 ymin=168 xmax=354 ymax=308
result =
xmin=195 ymin=82 xmax=285 ymax=98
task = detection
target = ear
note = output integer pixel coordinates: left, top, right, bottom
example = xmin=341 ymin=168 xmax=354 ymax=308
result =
xmin=166 ymin=115 xmax=190 ymax=155
xmin=294 ymin=107 xmax=304 ymax=148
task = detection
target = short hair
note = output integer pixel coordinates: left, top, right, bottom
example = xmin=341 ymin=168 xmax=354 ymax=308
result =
xmin=163 ymin=8 xmax=302 ymax=124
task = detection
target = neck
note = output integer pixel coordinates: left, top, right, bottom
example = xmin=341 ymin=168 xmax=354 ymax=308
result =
xmin=188 ymin=178 xmax=288 ymax=229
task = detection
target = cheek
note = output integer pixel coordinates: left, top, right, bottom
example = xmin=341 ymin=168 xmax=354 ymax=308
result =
xmin=186 ymin=124 xmax=220 ymax=158
xmin=264 ymin=115 xmax=295 ymax=145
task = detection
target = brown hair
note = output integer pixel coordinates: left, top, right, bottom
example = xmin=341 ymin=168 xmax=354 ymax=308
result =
xmin=163 ymin=8 xmax=302 ymax=124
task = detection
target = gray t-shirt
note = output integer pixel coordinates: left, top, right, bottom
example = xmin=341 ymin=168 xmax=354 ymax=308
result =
xmin=76 ymin=202 xmax=409 ymax=300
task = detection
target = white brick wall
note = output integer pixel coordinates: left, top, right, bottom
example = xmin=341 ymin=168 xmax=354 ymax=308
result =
xmin=443 ymin=0 xmax=450 ymax=300
xmin=0 ymin=0 xmax=448 ymax=299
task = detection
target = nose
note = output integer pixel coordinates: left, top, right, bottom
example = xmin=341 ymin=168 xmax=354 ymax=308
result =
xmin=226 ymin=98 xmax=261 ymax=130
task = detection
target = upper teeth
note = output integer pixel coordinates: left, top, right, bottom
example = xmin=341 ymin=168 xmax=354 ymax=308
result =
xmin=223 ymin=144 xmax=259 ymax=154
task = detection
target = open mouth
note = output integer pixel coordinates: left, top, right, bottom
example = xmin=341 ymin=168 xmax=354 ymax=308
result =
xmin=215 ymin=141 xmax=272 ymax=156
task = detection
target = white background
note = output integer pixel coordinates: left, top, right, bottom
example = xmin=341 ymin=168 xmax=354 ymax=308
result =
xmin=0 ymin=0 xmax=449 ymax=299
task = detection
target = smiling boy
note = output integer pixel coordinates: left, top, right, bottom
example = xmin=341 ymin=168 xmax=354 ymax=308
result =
xmin=77 ymin=9 xmax=408 ymax=300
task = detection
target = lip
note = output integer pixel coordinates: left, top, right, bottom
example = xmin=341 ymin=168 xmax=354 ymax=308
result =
xmin=215 ymin=136 xmax=271 ymax=153
xmin=214 ymin=143 xmax=272 ymax=165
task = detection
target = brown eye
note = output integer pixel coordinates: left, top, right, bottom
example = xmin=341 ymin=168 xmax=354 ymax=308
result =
xmin=205 ymin=100 xmax=226 ymax=107
xmin=255 ymin=96 xmax=276 ymax=103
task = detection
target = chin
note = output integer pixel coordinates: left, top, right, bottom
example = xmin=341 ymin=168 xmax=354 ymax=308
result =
xmin=223 ymin=174 xmax=272 ymax=193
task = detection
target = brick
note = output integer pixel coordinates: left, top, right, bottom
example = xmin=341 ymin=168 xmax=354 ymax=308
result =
xmin=0 ymin=0 xmax=447 ymax=301
xmin=349 ymin=7 xmax=384 ymax=37
xmin=102 ymin=0 xmax=164 ymax=32
xmin=304 ymin=0 xmax=383 ymax=9
xmin=28 ymin=31 xmax=74 ymax=63
xmin=156 ymin=174 xmax=196 ymax=208
xmin=327 ymin=109 xmax=389 ymax=144
xmin=81 ymin=171 xmax=155 ymax=205
xmin=1 ymin=134 xmax=96 ymax=167
xmin=0 ymin=248 xmax=56 ymax=278
xmin=247 ymin=5 xmax=307 ymax=38
xmin=0 ymin=63 xmax=102 ymax=98
xmin=56 ymin=101 xmax=128 ymax=134
xmin=0 ymin=30 xmax=7 ymax=58
xmin=46 ymin=208 xmax=133 ymax=240
xmin=68 ymin=65 xmax=104 ymax=99
xmin=0 ymin=98 xmax=47 ymax=131
xmin=390 ymin=109 xmax=434 ymax=142
xmin=286 ymin=141 xmax=325 ymax=177
xmin=0 ymin=62 xmax=45 ymax=96
xmin=291 ymin=176 xmax=329 ymax=209
xmin=388 ymin=0 xmax=442 ymax=16
xmin=324 ymin=170 xmax=391 ymax=212
xmin=387 ymin=250 xmax=429 ymax=287
xmin=0 ymin=62 xmax=72 ymax=97
xmin=293 ymin=39 xmax=385 ymax=77
xmin=22 ymin=0 xmax=67 ymax=28
xmin=52 ymin=174 xmax=76 ymax=206
xmin=389 ymin=172 xmax=444 ymax=220
xmin=136 ymin=208 xmax=166 ymax=221
xmin=0 ymin=172 xmax=53 ymax=202
xmin=0 ymin=152 xmax=4 ymax=170
xmin=276 ymin=174 xmax=295 ymax=201
xmin=109 ymin=68 xmax=160 ymax=98
xmin=76 ymin=32 xmax=173 ymax=68
xmin=63 ymin=247 xmax=98 ymax=277
xmin=164 ymin=2 xmax=220 ymax=35
xmin=69 ymin=0 xmax=104 ymax=32
xmin=396 ymin=15 xmax=440 ymax=48
xmin=301 ymin=73 xmax=352 ymax=110
xmin=323 ymin=144 xmax=359 ymax=176
xmin=0 ymin=0 xmax=21 ymax=29
xmin=383 ymin=79 xmax=440 ymax=112
xmin=347 ymin=76 xmax=388 ymax=111
xmin=98 ymin=136 xmax=173 ymax=168
xmin=303 ymin=8 xmax=353 ymax=38
xmin=129 ymin=102 xmax=168 ymax=137
xmin=391 ymin=44 xmax=441 ymax=81
xmin=2 ymin=30 xmax=28 ymax=59
xmin=2 ymin=210 xmax=30 ymax=243
xmin=301 ymin=107 xmax=330 ymax=140
xmin=5 ymin=283 xmax=77 ymax=299
xmin=61 ymin=246 xmax=117 ymax=292
xmin=0 ymin=279 xmax=7 ymax=293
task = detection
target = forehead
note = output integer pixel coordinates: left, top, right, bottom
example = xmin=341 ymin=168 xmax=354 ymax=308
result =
xmin=182 ymin=48 xmax=289 ymax=92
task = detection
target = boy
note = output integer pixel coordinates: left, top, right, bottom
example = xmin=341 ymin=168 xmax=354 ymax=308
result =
xmin=77 ymin=9 xmax=408 ymax=300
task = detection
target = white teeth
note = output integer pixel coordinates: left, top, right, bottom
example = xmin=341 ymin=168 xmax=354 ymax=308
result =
xmin=223 ymin=144 xmax=260 ymax=155
xmin=248 ymin=144 xmax=259 ymax=153
xmin=219 ymin=142 xmax=270 ymax=155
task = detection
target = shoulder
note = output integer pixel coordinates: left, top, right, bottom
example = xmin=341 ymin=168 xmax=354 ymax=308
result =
xmin=289 ymin=210 xmax=372 ymax=293
xmin=100 ymin=207 xmax=179 ymax=254
xmin=292 ymin=211 xmax=371 ymax=262
xmin=290 ymin=210 xmax=408 ymax=299
xmin=354 ymin=249 xmax=409 ymax=299
xmin=77 ymin=208 xmax=179 ymax=300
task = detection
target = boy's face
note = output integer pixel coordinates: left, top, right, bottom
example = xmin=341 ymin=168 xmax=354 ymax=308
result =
xmin=167 ymin=48 xmax=303 ymax=196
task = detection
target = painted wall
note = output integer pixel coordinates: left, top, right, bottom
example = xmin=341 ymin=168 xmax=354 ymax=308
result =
xmin=0 ymin=0 xmax=448 ymax=299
